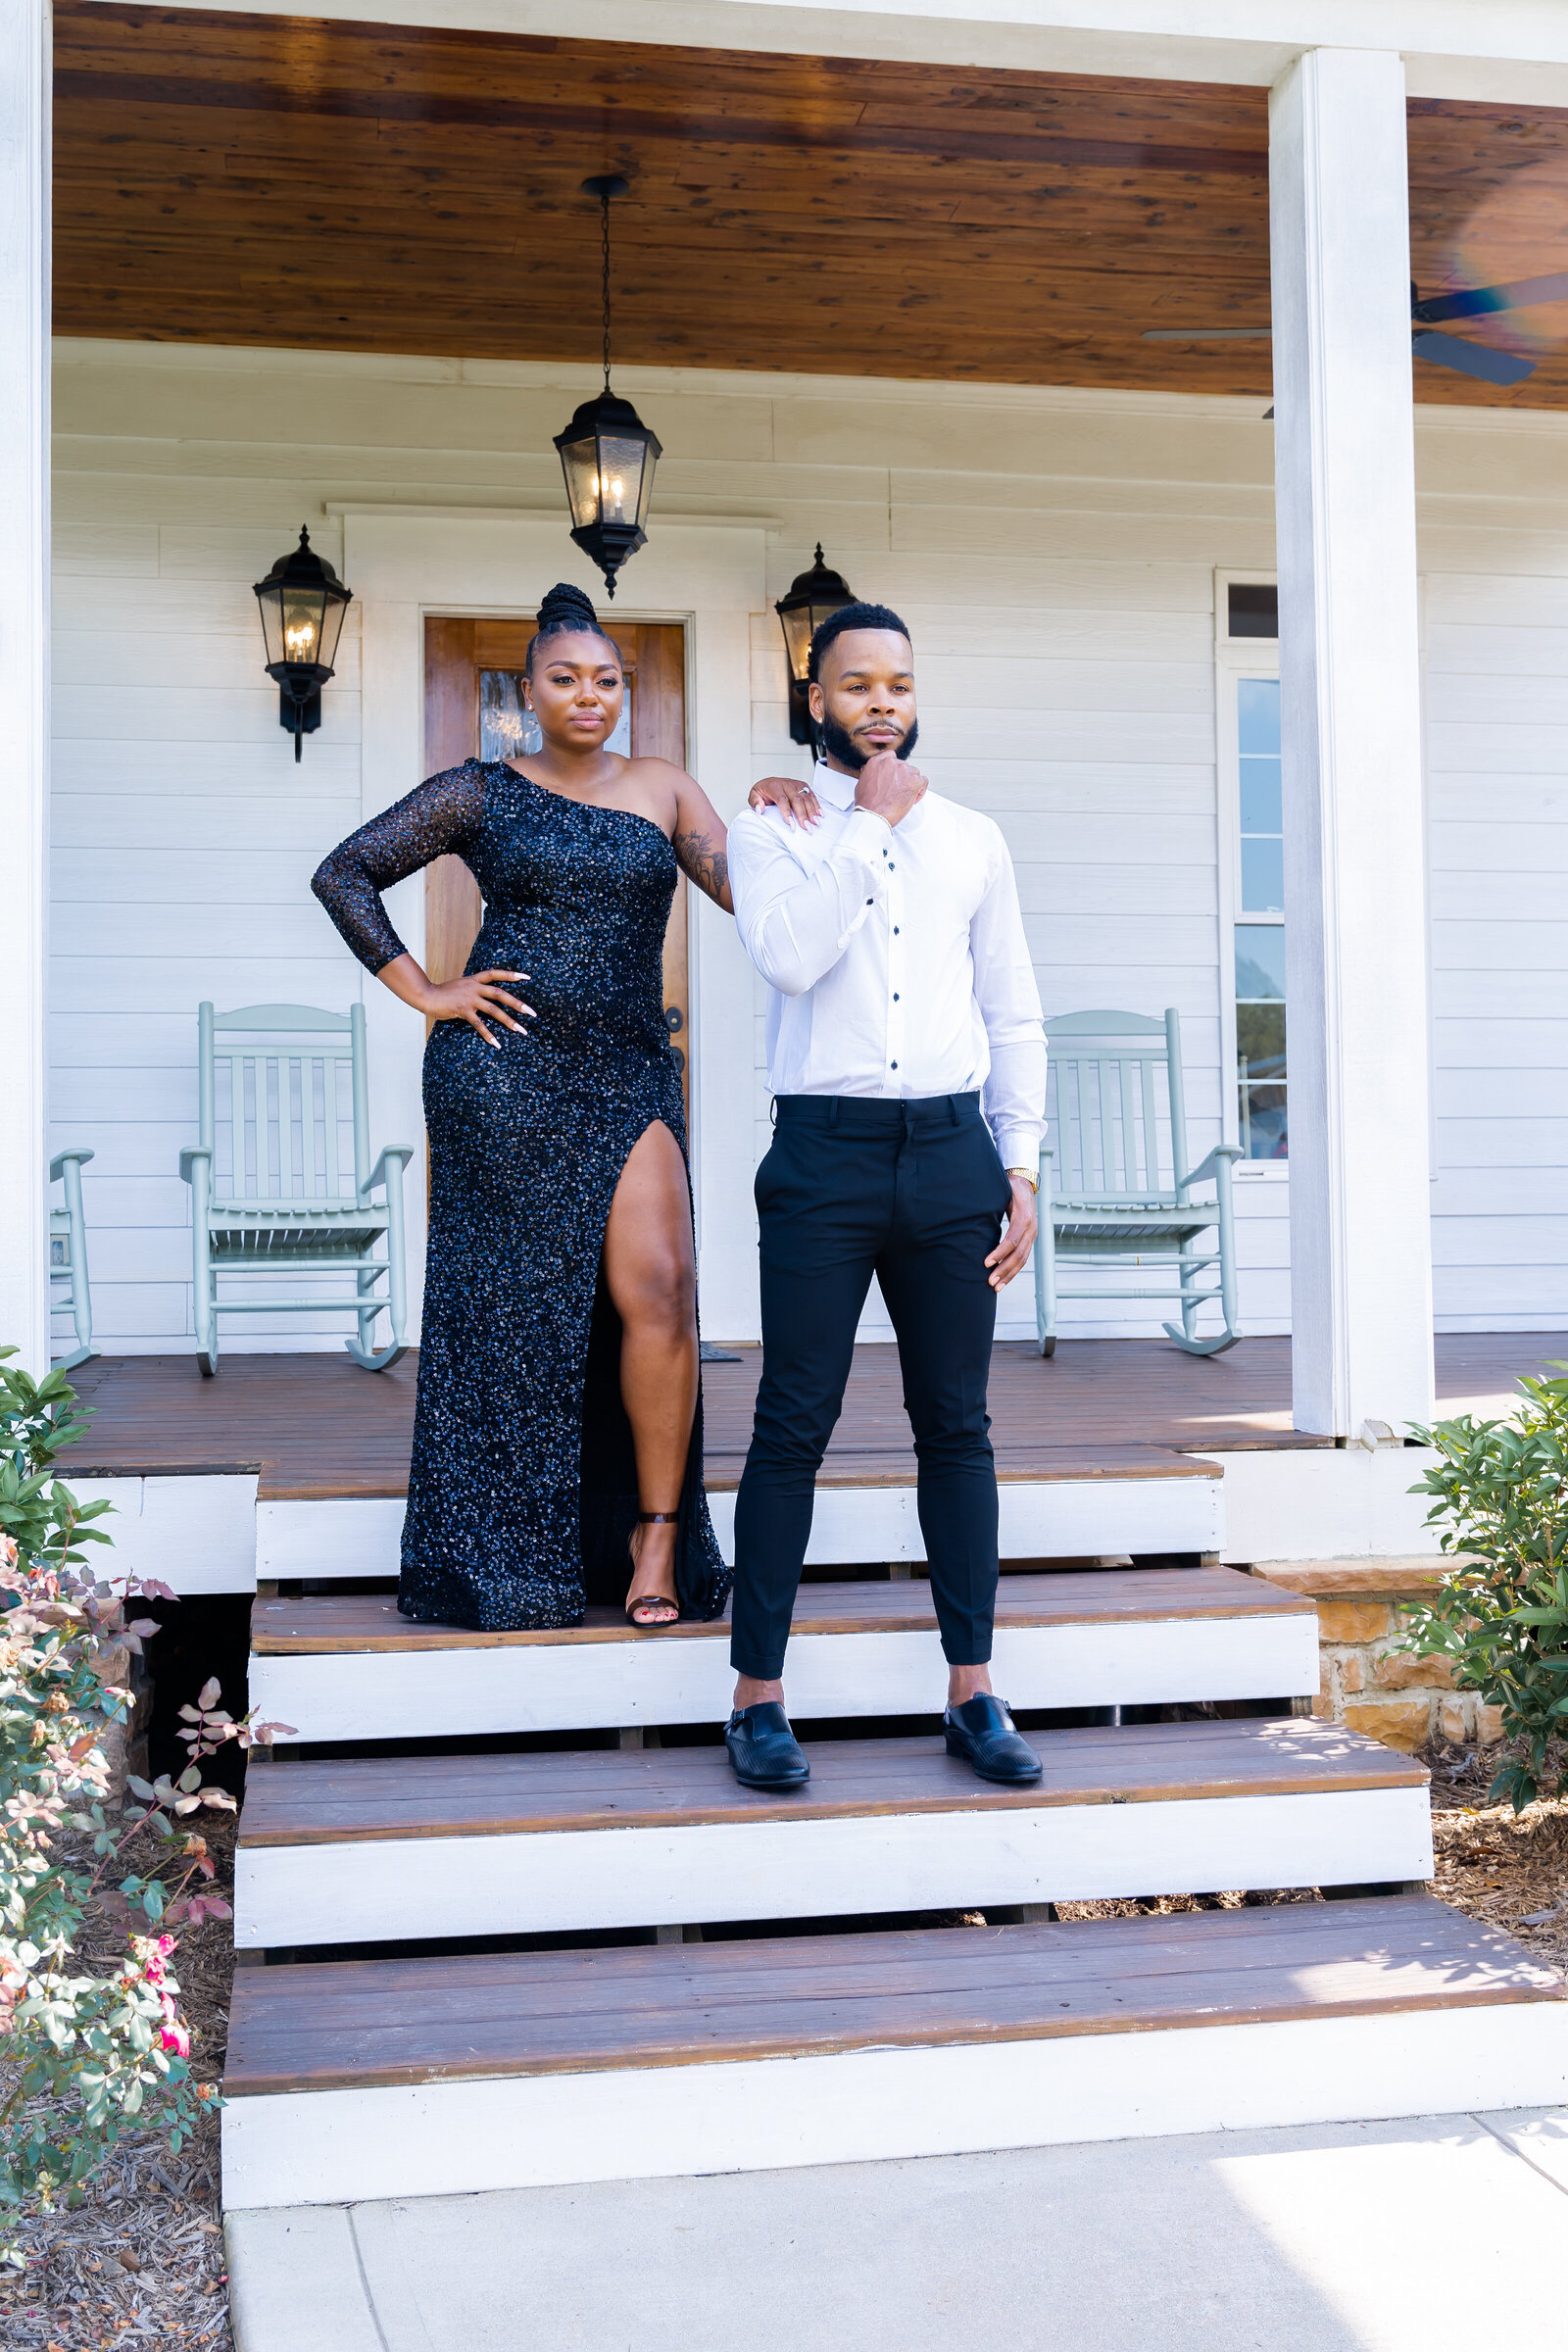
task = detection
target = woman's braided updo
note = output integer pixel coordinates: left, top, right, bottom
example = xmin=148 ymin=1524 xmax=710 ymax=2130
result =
xmin=525 ymin=582 xmax=622 ymax=675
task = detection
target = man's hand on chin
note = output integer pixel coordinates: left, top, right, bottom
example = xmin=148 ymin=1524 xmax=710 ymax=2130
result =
xmin=986 ymin=1175 xmax=1039 ymax=1291
xmin=854 ymin=751 xmax=928 ymax=828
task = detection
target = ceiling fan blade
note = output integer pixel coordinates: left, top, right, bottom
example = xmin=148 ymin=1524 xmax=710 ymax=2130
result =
xmin=1141 ymin=327 xmax=1272 ymax=341
xmin=1414 ymin=270 xmax=1568 ymax=324
xmin=1411 ymin=329 xmax=1535 ymax=386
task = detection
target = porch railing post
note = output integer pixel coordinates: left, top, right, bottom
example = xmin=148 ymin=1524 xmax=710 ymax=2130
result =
xmin=1269 ymin=47 xmax=1436 ymax=1440
xmin=0 ymin=0 xmax=50 ymax=1376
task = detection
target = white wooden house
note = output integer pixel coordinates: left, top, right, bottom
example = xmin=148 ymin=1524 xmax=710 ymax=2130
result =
xmin=6 ymin=0 xmax=1568 ymax=2221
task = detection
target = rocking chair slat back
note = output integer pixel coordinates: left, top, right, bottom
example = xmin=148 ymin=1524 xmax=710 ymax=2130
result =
xmin=1046 ymin=1012 xmax=1179 ymax=1203
xmin=206 ymin=1008 xmax=359 ymax=1207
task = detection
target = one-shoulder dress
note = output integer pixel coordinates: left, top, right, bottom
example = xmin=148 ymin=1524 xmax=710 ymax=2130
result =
xmin=311 ymin=759 xmax=729 ymax=1631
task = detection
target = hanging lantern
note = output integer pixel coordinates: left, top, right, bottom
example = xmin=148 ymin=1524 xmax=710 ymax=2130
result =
xmin=554 ymin=174 xmax=662 ymax=599
xmin=774 ymin=544 xmax=857 ymax=745
xmin=253 ymin=527 xmax=353 ymax=761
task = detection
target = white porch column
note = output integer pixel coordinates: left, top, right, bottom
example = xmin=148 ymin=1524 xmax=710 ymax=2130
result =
xmin=1269 ymin=48 xmax=1435 ymax=1440
xmin=0 ymin=0 xmax=50 ymax=1376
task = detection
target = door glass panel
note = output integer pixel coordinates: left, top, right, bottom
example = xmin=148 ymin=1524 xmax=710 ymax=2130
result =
xmin=1236 ymin=921 xmax=1287 ymax=1159
xmin=1238 ymin=677 xmax=1283 ymax=916
xmin=478 ymin=669 xmax=631 ymax=761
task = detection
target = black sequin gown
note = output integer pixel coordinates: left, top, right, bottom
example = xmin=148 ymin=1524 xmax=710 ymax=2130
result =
xmin=311 ymin=759 xmax=729 ymax=1631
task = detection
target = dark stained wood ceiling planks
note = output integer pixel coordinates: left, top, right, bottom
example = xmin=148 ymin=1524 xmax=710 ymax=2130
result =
xmin=51 ymin=2 xmax=1568 ymax=403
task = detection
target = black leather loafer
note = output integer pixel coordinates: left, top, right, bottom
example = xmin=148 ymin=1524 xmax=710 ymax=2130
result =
xmin=725 ymin=1701 xmax=810 ymax=1789
xmin=944 ymin=1693 xmax=1043 ymax=1785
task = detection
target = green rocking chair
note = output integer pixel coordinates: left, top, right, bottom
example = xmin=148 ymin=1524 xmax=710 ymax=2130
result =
xmin=179 ymin=1003 xmax=413 ymax=1377
xmin=1034 ymin=1007 xmax=1243 ymax=1359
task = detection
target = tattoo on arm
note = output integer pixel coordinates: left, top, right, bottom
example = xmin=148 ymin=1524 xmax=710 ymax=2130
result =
xmin=674 ymin=827 xmax=729 ymax=906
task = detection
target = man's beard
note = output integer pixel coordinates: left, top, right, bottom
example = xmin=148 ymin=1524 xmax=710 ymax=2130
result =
xmin=817 ymin=711 xmax=919 ymax=770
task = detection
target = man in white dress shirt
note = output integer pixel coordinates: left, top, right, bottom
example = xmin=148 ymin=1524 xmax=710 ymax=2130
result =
xmin=721 ymin=602 xmax=1049 ymax=1791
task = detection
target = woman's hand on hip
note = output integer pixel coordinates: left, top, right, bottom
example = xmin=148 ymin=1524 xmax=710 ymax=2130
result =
xmin=424 ymin=969 xmax=534 ymax=1049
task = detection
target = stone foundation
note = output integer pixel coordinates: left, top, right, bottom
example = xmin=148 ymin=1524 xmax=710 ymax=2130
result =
xmin=1251 ymin=1559 xmax=1502 ymax=1755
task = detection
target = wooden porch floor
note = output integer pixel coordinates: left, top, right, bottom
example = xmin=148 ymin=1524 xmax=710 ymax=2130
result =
xmin=68 ymin=1334 xmax=1568 ymax=1503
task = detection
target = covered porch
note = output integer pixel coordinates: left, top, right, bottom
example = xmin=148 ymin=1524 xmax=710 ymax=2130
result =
xmin=5 ymin=0 xmax=1568 ymax=1482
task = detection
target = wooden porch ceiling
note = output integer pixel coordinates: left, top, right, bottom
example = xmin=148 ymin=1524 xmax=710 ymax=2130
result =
xmin=54 ymin=2 xmax=1568 ymax=404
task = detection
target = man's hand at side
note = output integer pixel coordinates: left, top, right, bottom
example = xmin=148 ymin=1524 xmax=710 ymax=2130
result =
xmin=986 ymin=1175 xmax=1038 ymax=1291
xmin=854 ymin=752 xmax=929 ymax=828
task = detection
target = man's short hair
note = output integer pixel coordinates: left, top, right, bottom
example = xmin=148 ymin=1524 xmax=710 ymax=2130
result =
xmin=808 ymin=602 xmax=913 ymax=683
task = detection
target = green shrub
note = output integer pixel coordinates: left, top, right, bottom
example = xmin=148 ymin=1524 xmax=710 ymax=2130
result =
xmin=1404 ymin=1366 xmax=1568 ymax=1813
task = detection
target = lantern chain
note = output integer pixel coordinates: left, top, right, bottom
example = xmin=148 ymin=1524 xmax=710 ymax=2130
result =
xmin=601 ymin=192 xmax=612 ymax=391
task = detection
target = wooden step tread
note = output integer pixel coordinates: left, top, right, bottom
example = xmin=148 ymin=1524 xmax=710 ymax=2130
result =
xmin=224 ymin=1896 xmax=1562 ymax=2095
xmin=704 ymin=1448 xmax=1223 ymax=1492
xmin=238 ymin=1717 xmax=1424 ymax=1846
xmin=250 ymin=1567 xmax=1307 ymax=1656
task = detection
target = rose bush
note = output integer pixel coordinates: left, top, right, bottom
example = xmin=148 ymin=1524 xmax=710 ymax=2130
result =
xmin=0 ymin=1348 xmax=284 ymax=2266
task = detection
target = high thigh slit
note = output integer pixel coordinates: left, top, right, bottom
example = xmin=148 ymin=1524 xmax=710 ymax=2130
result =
xmin=311 ymin=758 xmax=729 ymax=1632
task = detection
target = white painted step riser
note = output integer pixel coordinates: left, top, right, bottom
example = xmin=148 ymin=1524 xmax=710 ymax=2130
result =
xmin=220 ymin=2000 xmax=1568 ymax=2211
xmin=257 ymin=1478 xmax=1225 ymax=1582
xmin=250 ymin=1614 xmax=1319 ymax=1744
xmin=235 ymin=1788 xmax=1433 ymax=1947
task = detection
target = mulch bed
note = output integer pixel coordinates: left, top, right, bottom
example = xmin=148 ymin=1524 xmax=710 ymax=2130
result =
xmin=5 ymin=1734 xmax=1567 ymax=2346
xmin=1425 ymin=1735 xmax=1568 ymax=1976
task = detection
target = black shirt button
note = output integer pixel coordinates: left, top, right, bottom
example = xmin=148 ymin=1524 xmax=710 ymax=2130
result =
xmin=891 ymin=1061 xmax=899 ymax=1069
xmin=894 ymin=925 xmax=900 ymax=934
xmin=894 ymin=993 xmax=900 ymax=1001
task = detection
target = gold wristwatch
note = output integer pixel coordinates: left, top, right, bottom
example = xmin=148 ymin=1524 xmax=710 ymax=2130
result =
xmin=1005 ymin=1167 xmax=1039 ymax=1194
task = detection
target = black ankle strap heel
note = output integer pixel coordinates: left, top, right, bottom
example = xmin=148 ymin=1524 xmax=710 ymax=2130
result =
xmin=626 ymin=1512 xmax=681 ymax=1627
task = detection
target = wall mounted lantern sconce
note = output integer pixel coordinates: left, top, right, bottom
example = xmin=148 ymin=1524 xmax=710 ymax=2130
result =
xmin=774 ymin=544 xmax=857 ymax=745
xmin=554 ymin=174 xmax=662 ymax=600
xmin=253 ymin=527 xmax=353 ymax=760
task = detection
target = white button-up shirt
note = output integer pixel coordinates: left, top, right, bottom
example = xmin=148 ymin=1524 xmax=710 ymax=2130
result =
xmin=726 ymin=761 xmax=1047 ymax=1173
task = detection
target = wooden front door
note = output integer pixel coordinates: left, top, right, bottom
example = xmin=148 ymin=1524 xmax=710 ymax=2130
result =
xmin=421 ymin=617 xmax=691 ymax=1102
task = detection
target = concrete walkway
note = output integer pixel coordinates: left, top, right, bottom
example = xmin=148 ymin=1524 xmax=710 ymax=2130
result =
xmin=225 ymin=2107 xmax=1568 ymax=2352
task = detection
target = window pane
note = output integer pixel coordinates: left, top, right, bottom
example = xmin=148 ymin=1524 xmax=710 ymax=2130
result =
xmin=1235 ymin=923 xmax=1287 ymax=1001
xmin=1236 ymin=1001 xmax=1286 ymax=1075
xmin=1240 ymin=1081 xmax=1289 ymax=1160
xmin=1238 ymin=755 xmax=1282 ymax=834
xmin=1237 ymin=677 xmax=1281 ymax=755
xmin=1240 ymin=836 xmax=1285 ymax=914
xmin=1228 ymin=583 xmax=1278 ymax=638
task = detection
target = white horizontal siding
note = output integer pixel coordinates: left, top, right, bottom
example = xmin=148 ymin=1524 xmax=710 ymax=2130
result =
xmin=1426 ymin=533 xmax=1568 ymax=1332
xmin=48 ymin=339 xmax=1568 ymax=1353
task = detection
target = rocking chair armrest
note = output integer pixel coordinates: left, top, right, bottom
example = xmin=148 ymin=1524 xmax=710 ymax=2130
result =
xmin=365 ymin=1146 xmax=415 ymax=1198
xmin=1182 ymin=1143 xmax=1245 ymax=1190
xmin=178 ymin=1146 xmax=213 ymax=1186
xmin=50 ymin=1149 xmax=94 ymax=1180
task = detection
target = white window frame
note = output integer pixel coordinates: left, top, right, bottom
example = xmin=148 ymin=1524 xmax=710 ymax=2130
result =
xmin=1214 ymin=568 xmax=1286 ymax=1183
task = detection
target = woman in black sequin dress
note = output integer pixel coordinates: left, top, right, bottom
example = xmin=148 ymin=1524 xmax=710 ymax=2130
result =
xmin=312 ymin=584 xmax=816 ymax=1632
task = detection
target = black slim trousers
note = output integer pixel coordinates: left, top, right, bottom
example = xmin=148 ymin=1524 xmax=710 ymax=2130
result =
xmin=730 ymin=1092 xmax=1011 ymax=1683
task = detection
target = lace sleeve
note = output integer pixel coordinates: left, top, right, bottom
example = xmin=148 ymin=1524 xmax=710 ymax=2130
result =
xmin=312 ymin=762 xmax=486 ymax=974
